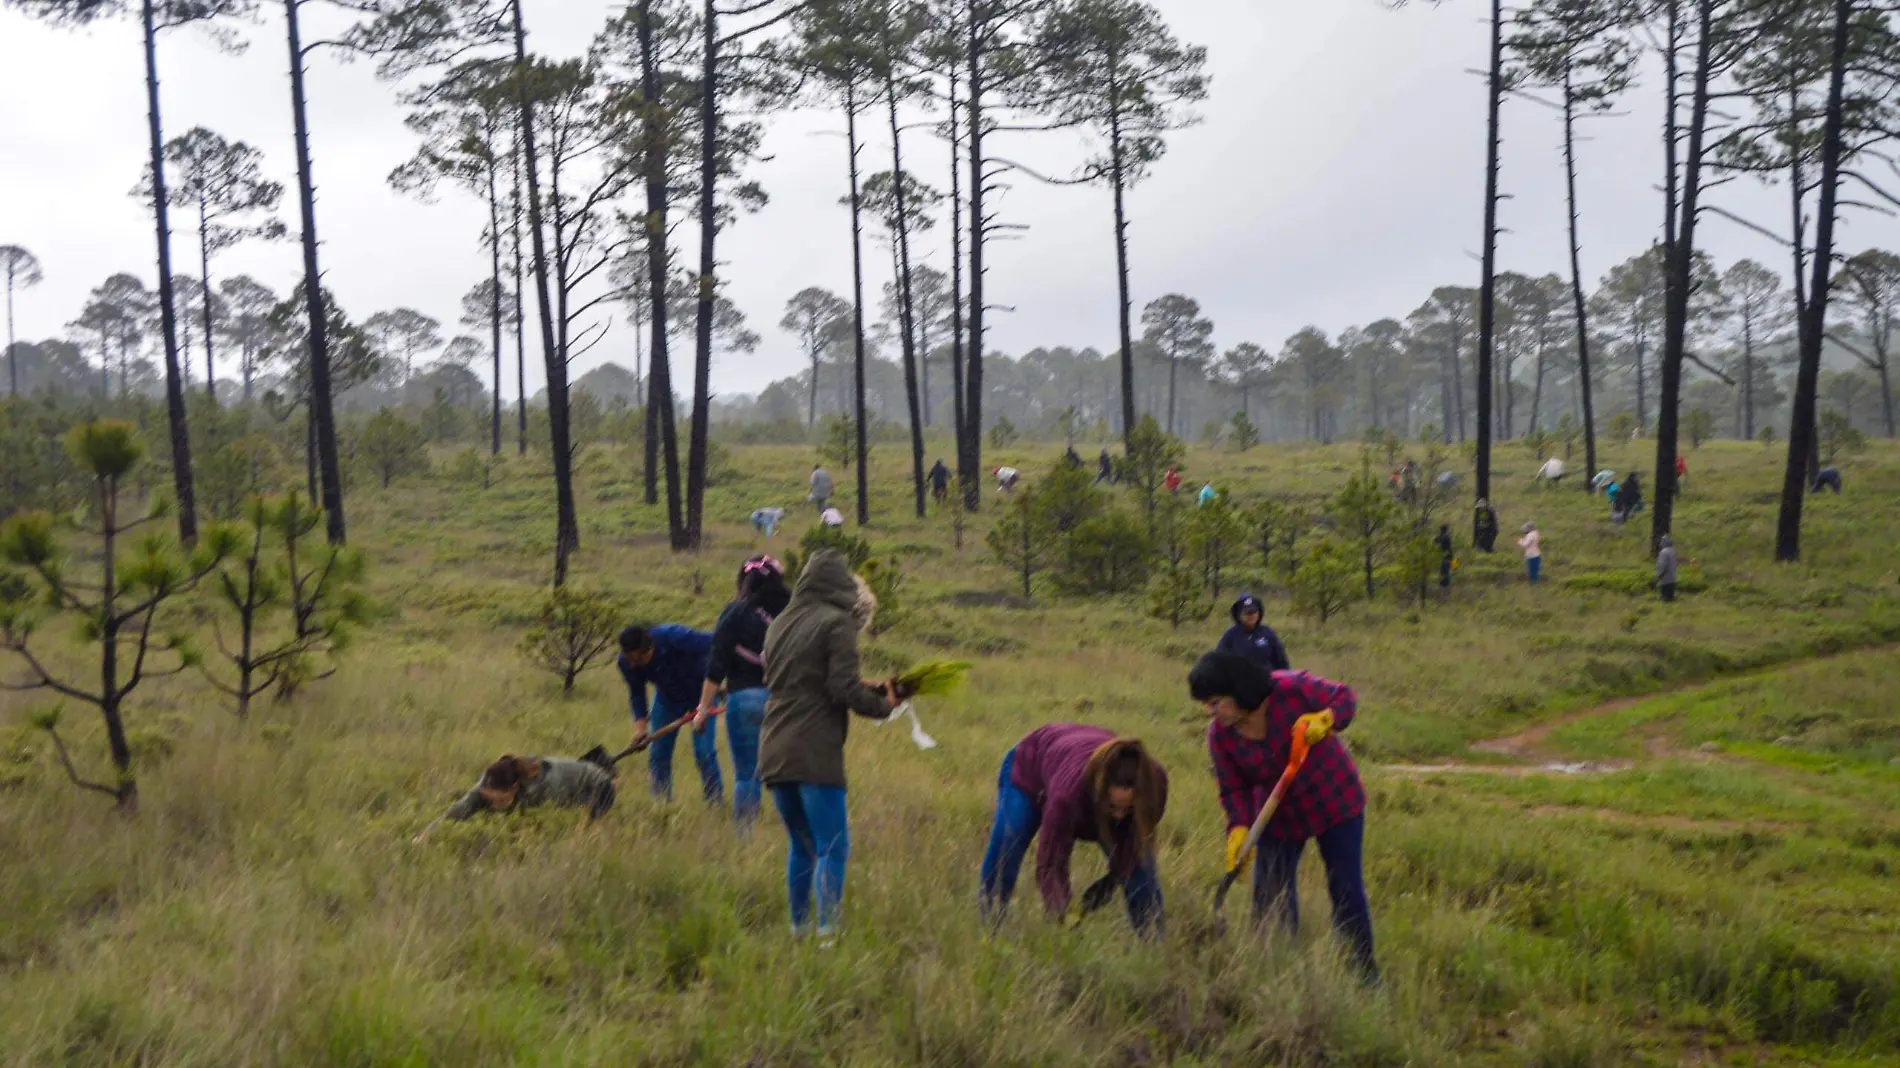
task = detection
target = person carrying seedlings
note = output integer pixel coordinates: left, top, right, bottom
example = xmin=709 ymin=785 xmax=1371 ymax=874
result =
xmin=1473 ymin=499 xmax=1499 ymax=553
xmin=619 ymin=623 xmax=721 ymax=803
xmin=1516 ymin=522 xmax=1543 ymax=584
xmin=809 ymin=464 xmax=833 ymax=513
xmin=978 ymin=725 xmax=1168 ymax=933
xmin=1434 ymin=523 xmax=1454 ymax=588
xmin=757 ymin=549 xmax=898 ymax=942
xmin=1217 ymin=593 xmax=1290 ymax=671
xmin=928 ymin=459 xmax=951 ymax=503
xmin=1814 ymin=467 xmax=1843 ymax=494
xmin=1188 ymin=652 xmax=1377 ymax=982
xmin=1656 ymin=534 xmax=1679 ymax=602
xmin=694 ymin=556 xmax=793 ymax=826
xmin=417 ymin=754 xmax=615 ymax=843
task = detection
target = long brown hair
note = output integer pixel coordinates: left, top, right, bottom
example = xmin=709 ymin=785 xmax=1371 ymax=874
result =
xmin=1084 ymin=738 xmax=1164 ymax=870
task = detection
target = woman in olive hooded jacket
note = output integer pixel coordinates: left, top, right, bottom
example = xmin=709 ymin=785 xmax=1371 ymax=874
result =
xmin=758 ymin=549 xmax=896 ymax=938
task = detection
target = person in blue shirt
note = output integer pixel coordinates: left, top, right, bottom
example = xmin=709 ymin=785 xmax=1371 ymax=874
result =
xmin=618 ymin=624 xmax=721 ymax=802
xmin=1215 ymin=593 xmax=1290 ymax=671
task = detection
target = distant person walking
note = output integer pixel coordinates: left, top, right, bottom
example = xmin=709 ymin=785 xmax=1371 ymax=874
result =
xmin=809 ymin=465 xmax=833 ymax=513
xmin=1674 ymin=455 xmax=1688 ymax=496
xmin=1655 ymin=535 xmax=1679 ymax=602
xmin=1164 ymin=465 xmax=1182 ymax=495
xmin=1097 ymin=449 xmax=1114 ymax=484
xmin=928 ymin=459 xmax=951 ymax=503
xmin=1217 ymin=593 xmax=1290 ymax=671
xmin=1435 ymin=524 xmax=1454 ymax=588
xmin=978 ymin=725 xmax=1168 ymax=933
xmin=1516 ymin=522 xmax=1543 ymax=584
xmin=1473 ymin=499 xmax=1499 ymax=553
xmin=1814 ymin=467 xmax=1843 ymax=494
xmin=758 ymin=550 xmax=897 ymax=942
xmin=619 ymin=623 xmax=721 ymax=803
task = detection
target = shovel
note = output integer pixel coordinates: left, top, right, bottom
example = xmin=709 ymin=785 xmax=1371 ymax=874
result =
xmin=580 ymin=714 xmax=700 ymax=773
xmin=1212 ymin=714 xmax=1330 ymax=925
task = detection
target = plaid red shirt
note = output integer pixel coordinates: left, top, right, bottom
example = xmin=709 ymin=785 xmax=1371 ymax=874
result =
xmin=1207 ymin=670 xmax=1363 ymax=841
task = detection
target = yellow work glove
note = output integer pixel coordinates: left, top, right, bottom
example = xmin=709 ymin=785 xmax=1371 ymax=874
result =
xmin=1225 ymin=826 xmax=1249 ymax=872
xmin=1296 ymin=710 xmax=1335 ymax=746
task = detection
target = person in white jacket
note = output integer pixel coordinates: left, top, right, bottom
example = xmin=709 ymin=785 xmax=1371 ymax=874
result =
xmin=1516 ymin=522 xmax=1543 ymax=585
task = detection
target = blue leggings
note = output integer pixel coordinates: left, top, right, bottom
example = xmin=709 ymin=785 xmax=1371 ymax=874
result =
xmin=1253 ymin=816 xmax=1378 ymax=980
xmin=647 ymin=692 xmax=723 ymax=803
xmin=770 ymin=783 xmax=849 ymax=933
xmin=724 ymin=689 xmax=768 ymax=826
xmin=978 ymin=748 xmax=1162 ymax=931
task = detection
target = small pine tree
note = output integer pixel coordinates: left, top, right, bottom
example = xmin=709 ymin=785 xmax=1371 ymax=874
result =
xmin=520 ymin=586 xmax=625 ymax=694
xmin=1146 ymin=553 xmax=1208 ymax=629
xmin=1685 ymin=407 xmax=1715 ymax=449
xmin=1292 ymin=534 xmax=1356 ymax=626
xmin=1817 ymin=410 xmax=1865 ymax=464
xmin=1227 ymin=411 xmax=1260 ymax=452
xmin=1060 ymin=507 xmax=1152 ymax=594
xmin=0 ymin=421 xmax=234 ymax=809
xmin=1391 ymin=529 xmax=1439 ymax=609
xmin=987 ymin=487 xmax=1056 ymax=600
xmin=357 ymin=408 xmax=430 ymax=489
xmin=1331 ymin=455 xmax=1402 ymax=599
xmin=1188 ymin=494 xmax=1249 ymax=596
xmin=1124 ymin=416 xmax=1186 ymax=533
xmin=819 ymin=413 xmax=856 ymax=470
xmin=988 ymin=417 xmax=1020 ymax=448
xmin=1253 ymin=498 xmax=1304 ymax=582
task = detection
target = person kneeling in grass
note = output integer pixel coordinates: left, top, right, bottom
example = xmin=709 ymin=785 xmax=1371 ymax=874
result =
xmin=417 ymin=754 xmax=615 ymax=842
xmin=979 ymin=725 xmax=1168 ymax=933
xmin=1188 ymin=652 xmax=1378 ymax=982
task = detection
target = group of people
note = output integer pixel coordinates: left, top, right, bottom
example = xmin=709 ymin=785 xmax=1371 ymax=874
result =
xmin=435 ymin=558 xmax=1379 ymax=979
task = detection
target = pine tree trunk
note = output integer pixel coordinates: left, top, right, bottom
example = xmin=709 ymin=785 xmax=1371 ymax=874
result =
xmin=684 ymin=0 xmax=718 ymax=550
xmin=1473 ymin=0 xmax=1501 ymax=528
xmin=637 ymin=0 xmax=679 ymax=522
xmin=489 ymin=154 xmax=503 ymax=456
xmin=197 ymin=195 xmax=217 ymax=401
xmin=283 ymin=0 xmax=340 ymax=545
xmin=1777 ymin=0 xmax=1853 ymax=562
xmin=948 ymin=47 xmax=967 ymax=480
xmin=1653 ymin=0 xmax=1712 ymax=555
xmin=1109 ymin=59 xmax=1136 ymax=447
xmin=511 ymin=0 xmax=578 ymax=583
xmin=146 ymin=0 xmax=198 ymax=545
xmin=1563 ymin=69 xmax=1599 ymax=492
xmin=960 ymin=13 xmax=985 ymax=513
xmin=513 ymin=139 xmax=528 ymax=458
xmin=846 ymin=90 xmax=871 ymax=526
xmin=888 ymin=84 xmax=927 ymax=520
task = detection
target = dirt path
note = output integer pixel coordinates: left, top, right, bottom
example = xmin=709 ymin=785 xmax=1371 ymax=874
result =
xmin=1380 ymin=643 xmax=1897 ymax=778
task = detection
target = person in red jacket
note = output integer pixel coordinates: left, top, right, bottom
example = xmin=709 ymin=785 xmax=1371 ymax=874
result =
xmin=1674 ymin=454 xmax=1688 ymax=496
xmin=978 ymin=725 xmax=1168 ymax=932
xmin=1189 ymin=652 xmax=1377 ymax=981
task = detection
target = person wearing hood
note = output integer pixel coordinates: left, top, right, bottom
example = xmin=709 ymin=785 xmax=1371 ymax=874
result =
xmin=1217 ymin=594 xmax=1290 ymax=671
xmin=1656 ymin=535 xmax=1679 ymax=602
xmin=1473 ymin=499 xmax=1499 ymax=553
xmin=1097 ymin=449 xmax=1114 ymax=484
xmin=979 ymin=726 xmax=1169 ymax=933
xmin=1434 ymin=524 xmax=1454 ymax=588
xmin=928 ymin=459 xmax=951 ymax=503
xmin=694 ymin=556 xmax=793 ymax=826
xmin=758 ymin=549 xmax=898 ymax=940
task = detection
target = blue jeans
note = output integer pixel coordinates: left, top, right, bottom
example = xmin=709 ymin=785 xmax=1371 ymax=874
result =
xmin=770 ymin=783 xmax=849 ymax=934
xmin=1527 ymin=556 xmax=1542 ymax=584
xmin=725 ymin=688 xmax=768 ymax=826
xmin=647 ymin=692 xmax=723 ymax=803
xmin=979 ymin=749 xmax=1162 ymax=932
xmin=1253 ymin=816 xmax=1378 ymax=981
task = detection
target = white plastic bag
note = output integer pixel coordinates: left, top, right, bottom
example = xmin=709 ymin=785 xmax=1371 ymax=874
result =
xmin=879 ymin=700 xmax=938 ymax=750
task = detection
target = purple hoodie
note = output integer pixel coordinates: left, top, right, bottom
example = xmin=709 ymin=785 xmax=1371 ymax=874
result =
xmin=1011 ymin=723 xmax=1169 ymax=916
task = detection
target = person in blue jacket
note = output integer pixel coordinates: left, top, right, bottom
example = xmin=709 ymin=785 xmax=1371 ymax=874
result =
xmin=1215 ymin=593 xmax=1290 ymax=671
xmin=618 ymin=623 xmax=720 ymax=802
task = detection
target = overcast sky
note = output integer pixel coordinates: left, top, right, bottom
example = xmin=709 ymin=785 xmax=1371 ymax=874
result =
xmin=3 ymin=0 xmax=1895 ymax=399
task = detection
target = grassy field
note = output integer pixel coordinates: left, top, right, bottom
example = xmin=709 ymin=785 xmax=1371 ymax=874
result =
xmin=2 ymin=432 xmax=1897 ymax=1066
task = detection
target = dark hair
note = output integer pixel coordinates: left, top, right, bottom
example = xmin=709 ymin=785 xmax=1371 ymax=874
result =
xmin=618 ymin=626 xmax=651 ymax=654
xmin=1188 ymin=652 xmax=1276 ymax=711
xmin=481 ymin=756 xmax=524 ymax=792
xmin=1084 ymin=738 xmax=1164 ymax=866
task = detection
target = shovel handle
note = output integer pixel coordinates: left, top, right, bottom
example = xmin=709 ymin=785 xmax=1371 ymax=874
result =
xmin=1212 ymin=721 xmax=1322 ymax=918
